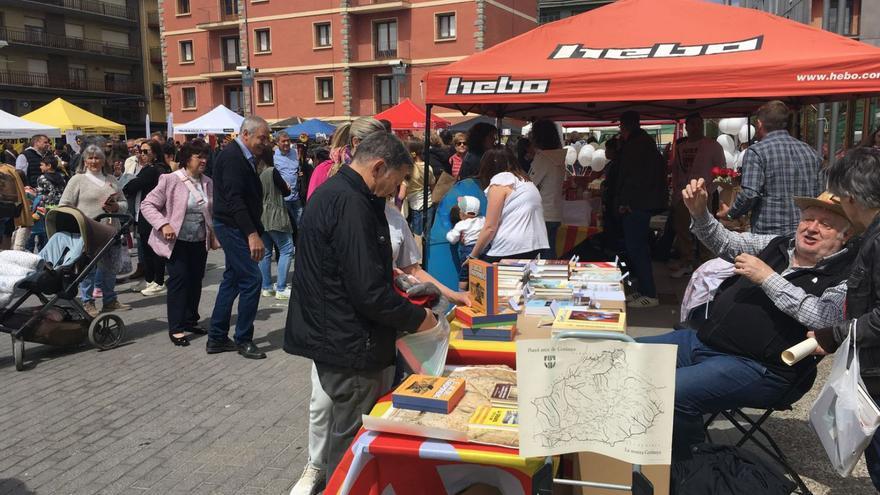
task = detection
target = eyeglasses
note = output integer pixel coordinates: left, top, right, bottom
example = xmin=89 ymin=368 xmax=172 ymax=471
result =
xmin=455 ymin=142 xmax=466 ymax=146
xmin=139 ymin=149 xmax=151 ymax=154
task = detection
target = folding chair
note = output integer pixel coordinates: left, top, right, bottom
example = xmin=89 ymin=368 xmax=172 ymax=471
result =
xmin=703 ymin=367 xmax=818 ymax=495
xmin=547 ymin=330 xmax=655 ymax=495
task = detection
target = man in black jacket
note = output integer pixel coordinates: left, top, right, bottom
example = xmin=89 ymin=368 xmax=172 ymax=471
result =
xmin=208 ymin=116 xmax=270 ymax=360
xmin=639 ymin=178 xmax=856 ymax=459
xmin=812 ymin=147 xmax=880 ymax=490
xmin=284 ymin=132 xmax=438 ymax=478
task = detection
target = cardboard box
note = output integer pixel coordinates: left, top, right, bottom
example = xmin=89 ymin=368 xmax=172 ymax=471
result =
xmin=573 ymin=452 xmax=669 ymax=495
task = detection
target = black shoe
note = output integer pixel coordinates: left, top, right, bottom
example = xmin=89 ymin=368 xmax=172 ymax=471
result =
xmin=206 ymin=337 xmax=238 ymax=354
xmin=237 ymin=342 xmax=267 ymax=360
xmin=170 ymin=333 xmax=190 ymax=347
xmin=188 ymin=325 xmax=208 ymax=335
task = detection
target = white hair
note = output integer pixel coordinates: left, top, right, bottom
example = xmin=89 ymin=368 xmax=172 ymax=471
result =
xmin=240 ymin=116 xmax=269 ymax=135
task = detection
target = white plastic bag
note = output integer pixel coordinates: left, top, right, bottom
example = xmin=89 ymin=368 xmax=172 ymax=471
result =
xmin=396 ymin=315 xmax=450 ymax=377
xmin=809 ymin=322 xmax=880 ymax=476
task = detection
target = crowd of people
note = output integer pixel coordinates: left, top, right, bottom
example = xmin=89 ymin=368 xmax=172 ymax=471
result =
xmin=2 ymin=99 xmax=880 ymax=494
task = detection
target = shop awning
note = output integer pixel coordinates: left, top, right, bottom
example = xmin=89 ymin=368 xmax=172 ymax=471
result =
xmin=22 ymin=98 xmax=125 ymax=134
xmin=425 ymin=0 xmax=880 ymax=120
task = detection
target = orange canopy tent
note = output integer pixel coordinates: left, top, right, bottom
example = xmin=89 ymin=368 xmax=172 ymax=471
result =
xmin=424 ymin=0 xmax=880 ymax=120
xmin=374 ymin=98 xmax=451 ymax=131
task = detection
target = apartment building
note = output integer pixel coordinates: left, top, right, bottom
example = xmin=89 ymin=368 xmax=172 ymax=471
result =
xmin=160 ymin=0 xmax=537 ymax=124
xmin=0 ymin=0 xmax=165 ymax=134
xmin=140 ymin=1 xmax=168 ymax=128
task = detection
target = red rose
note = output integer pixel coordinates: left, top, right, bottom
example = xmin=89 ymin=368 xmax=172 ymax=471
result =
xmin=711 ymin=166 xmax=722 ymax=176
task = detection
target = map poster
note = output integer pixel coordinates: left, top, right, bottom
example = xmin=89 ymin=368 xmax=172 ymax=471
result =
xmin=516 ymin=339 xmax=676 ymax=465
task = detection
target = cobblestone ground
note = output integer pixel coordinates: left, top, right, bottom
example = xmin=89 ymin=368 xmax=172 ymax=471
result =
xmin=0 ymin=254 xmax=875 ymax=494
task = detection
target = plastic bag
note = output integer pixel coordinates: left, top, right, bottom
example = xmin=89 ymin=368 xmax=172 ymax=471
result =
xmin=809 ymin=321 xmax=880 ymax=476
xmin=396 ymin=315 xmax=450 ymax=377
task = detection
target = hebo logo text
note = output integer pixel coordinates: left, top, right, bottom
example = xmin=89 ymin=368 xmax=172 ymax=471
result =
xmin=549 ymin=35 xmax=763 ymax=60
xmin=446 ymin=76 xmax=550 ymax=95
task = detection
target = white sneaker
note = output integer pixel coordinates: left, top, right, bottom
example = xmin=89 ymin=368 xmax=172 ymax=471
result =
xmin=627 ymin=295 xmax=659 ymax=308
xmin=625 ymin=291 xmax=641 ymax=303
xmin=669 ymin=265 xmax=694 ymax=279
xmin=142 ymin=282 xmax=166 ymax=296
xmin=130 ymin=281 xmax=147 ymax=293
xmin=290 ymin=464 xmax=324 ymax=495
xmin=275 ymin=288 xmax=291 ymax=300
xmin=139 ymin=282 xmax=158 ymax=295
xmin=261 ymin=289 xmax=275 ymax=297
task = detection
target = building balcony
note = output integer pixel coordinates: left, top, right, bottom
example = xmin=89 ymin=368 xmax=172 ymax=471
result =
xmin=0 ymin=26 xmax=141 ymax=60
xmin=374 ymin=48 xmax=398 ymax=60
xmin=195 ymin=7 xmax=241 ymax=30
xmin=147 ymin=11 xmax=161 ymax=29
xmin=3 ymin=0 xmax=137 ymax=25
xmin=348 ymin=0 xmax=411 ymax=14
xmin=0 ymin=70 xmax=143 ymax=96
xmin=149 ymin=47 xmax=162 ymax=65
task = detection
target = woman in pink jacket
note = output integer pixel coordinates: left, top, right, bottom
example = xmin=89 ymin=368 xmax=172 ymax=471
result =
xmin=140 ymin=140 xmax=219 ymax=347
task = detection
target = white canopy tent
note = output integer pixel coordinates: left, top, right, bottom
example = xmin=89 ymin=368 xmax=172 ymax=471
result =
xmin=0 ymin=109 xmax=61 ymax=138
xmin=174 ymin=105 xmax=244 ymax=135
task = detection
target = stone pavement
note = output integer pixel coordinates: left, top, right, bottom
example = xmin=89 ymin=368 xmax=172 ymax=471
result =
xmin=0 ymin=253 xmax=876 ymax=494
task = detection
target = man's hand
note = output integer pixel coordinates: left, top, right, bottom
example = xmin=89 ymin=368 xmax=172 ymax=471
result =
xmin=417 ymin=309 xmax=438 ymax=332
xmin=806 ymin=331 xmax=830 ymax=355
xmin=716 ymin=202 xmax=731 ymax=220
xmin=160 ymin=224 xmax=176 ymax=242
xmin=247 ymin=232 xmax=265 ymax=262
xmin=733 ymin=253 xmax=774 ymax=284
xmin=450 ymin=291 xmax=471 ymax=307
xmin=681 ymin=178 xmax=709 ymax=217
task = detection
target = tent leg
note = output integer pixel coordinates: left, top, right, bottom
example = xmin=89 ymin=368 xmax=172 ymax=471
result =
xmin=422 ymin=104 xmax=432 ymax=269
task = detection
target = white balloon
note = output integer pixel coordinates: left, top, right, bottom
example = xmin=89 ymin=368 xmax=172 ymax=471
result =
xmin=565 ymin=146 xmax=577 ymax=166
xmin=573 ymin=141 xmax=583 ymax=153
xmin=716 ymin=134 xmax=736 ymax=155
xmin=577 ymin=145 xmax=594 ymax=166
xmin=738 ymin=124 xmax=756 ymax=144
xmin=724 ymin=150 xmax=736 ymax=168
xmin=719 ymin=118 xmax=748 ymax=135
xmin=590 ymin=149 xmax=607 ymax=172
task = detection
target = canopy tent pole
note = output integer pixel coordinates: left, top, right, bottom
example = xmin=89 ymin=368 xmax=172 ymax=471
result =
xmin=827 ymin=0 xmax=846 ymax=163
xmin=815 ymin=0 xmax=832 ymax=159
xmin=422 ymin=104 xmax=432 ymax=268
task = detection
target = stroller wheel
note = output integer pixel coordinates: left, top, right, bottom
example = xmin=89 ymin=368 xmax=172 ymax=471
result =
xmin=11 ymin=334 xmax=24 ymax=371
xmin=88 ymin=314 xmax=125 ymax=350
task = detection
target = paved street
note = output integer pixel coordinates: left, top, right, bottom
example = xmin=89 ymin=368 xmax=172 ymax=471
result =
xmin=0 ymin=252 xmax=875 ymax=494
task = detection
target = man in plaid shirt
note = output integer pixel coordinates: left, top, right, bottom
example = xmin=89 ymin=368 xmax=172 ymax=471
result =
xmin=722 ymin=101 xmax=823 ymax=235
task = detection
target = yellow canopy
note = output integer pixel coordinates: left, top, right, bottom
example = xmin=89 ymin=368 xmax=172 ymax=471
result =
xmin=22 ymin=98 xmax=126 ymax=134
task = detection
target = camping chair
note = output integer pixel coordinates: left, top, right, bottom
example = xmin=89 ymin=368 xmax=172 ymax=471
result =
xmin=703 ymin=365 xmax=818 ymax=495
xmin=547 ymin=330 xmax=655 ymax=495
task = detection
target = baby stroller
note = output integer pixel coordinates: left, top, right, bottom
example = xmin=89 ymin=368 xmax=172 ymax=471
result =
xmin=0 ymin=207 xmax=133 ymax=371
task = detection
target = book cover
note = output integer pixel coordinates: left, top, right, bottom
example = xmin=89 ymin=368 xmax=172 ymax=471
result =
xmin=469 ymin=259 xmax=499 ymax=315
xmin=462 ymin=325 xmax=516 ymax=342
xmin=551 ymin=308 xmax=626 ymax=332
xmin=455 ymin=306 xmax=518 ymax=327
xmin=392 ymin=374 xmax=466 ymax=414
xmin=468 ymin=406 xmax=519 ymax=431
xmin=490 ymin=383 xmax=518 ymax=407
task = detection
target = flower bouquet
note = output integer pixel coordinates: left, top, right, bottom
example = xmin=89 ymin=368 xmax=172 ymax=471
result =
xmin=711 ymin=166 xmax=741 ymax=186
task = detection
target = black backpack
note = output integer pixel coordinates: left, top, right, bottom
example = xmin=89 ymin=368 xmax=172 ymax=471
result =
xmin=671 ymin=443 xmax=795 ymax=495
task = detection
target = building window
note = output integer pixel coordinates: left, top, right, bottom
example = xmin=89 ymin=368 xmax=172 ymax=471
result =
xmin=69 ymin=64 xmax=86 ymax=89
xmin=222 ymin=0 xmax=239 ymax=16
xmin=225 ymin=86 xmax=243 ymax=114
xmin=375 ymin=76 xmax=398 ymax=112
xmin=179 ymin=40 xmax=194 ymax=62
xmin=374 ymin=20 xmax=397 ymax=59
xmin=436 ymin=13 xmax=456 ymax=40
xmin=258 ymin=80 xmax=274 ymax=104
xmin=177 ymin=0 xmax=191 ymax=14
xmin=182 ymin=87 xmax=197 ymax=109
xmin=316 ymin=77 xmax=333 ymax=101
xmin=221 ymin=36 xmax=240 ymax=70
xmin=314 ymin=23 xmax=331 ymax=48
xmin=254 ymin=29 xmax=270 ymax=53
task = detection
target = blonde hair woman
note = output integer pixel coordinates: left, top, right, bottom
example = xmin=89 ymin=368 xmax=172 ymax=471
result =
xmin=306 ymin=118 xmax=387 ymax=199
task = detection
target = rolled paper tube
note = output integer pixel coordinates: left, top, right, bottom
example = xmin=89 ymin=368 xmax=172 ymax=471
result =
xmin=781 ymin=338 xmax=818 ymax=366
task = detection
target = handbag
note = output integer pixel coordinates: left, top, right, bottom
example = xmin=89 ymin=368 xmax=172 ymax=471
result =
xmin=809 ymin=321 xmax=880 ymax=476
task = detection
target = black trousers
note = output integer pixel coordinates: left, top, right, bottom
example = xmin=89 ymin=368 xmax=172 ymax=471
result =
xmin=166 ymin=240 xmax=207 ymax=333
xmin=139 ymin=220 xmax=166 ymax=285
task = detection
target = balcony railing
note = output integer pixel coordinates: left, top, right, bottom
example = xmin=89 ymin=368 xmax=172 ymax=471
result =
xmin=26 ymin=0 xmax=138 ymax=21
xmin=375 ymin=48 xmax=398 ymax=59
xmin=0 ymin=70 xmax=142 ymax=95
xmin=0 ymin=26 xmax=140 ymax=59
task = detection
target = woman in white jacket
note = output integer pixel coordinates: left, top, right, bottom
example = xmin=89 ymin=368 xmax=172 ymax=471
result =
xmin=528 ymin=119 xmax=566 ymax=259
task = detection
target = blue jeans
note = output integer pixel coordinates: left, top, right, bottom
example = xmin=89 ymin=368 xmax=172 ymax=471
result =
xmin=457 ymin=243 xmax=475 ymax=282
xmin=79 ymin=265 xmax=118 ymax=304
xmin=409 ymin=205 xmax=436 ymax=236
xmin=636 ymin=329 xmax=793 ymax=459
xmin=209 ymin=221 xmax=261 ymax=344
xmin=621 ymin=209 xmax=656 ymax=298
xmin=544 ymin=221 xmax=561 ymax=259
xmin=259 ymin=230 xmax=294 ymax=291
xmin=866 ymin=400 xmax=880 ymax=490
xmin=285 ymin=199 xmax=303 ymax=230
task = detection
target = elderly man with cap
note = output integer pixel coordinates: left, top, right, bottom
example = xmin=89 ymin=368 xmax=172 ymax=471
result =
xmin=638 ymin=177 xmax=857 ymax=459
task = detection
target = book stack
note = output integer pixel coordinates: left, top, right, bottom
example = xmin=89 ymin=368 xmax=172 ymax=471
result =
xmin=461 ymin=325 xmax=516 ymax=342
xmin=391 ymin=374 xmax=467 ymax=414
xmin=529 ymin=279 xmax=575 ymax=301
xmin=497 ymin=259 xmax=528 ymax=307
xmin=551 ymin=307 xmax=626 ymax=334
xmin=468 ymin=260 xmax=499 ymax=315
xmin=529 ymin=260 xmax=571 ymax=282
xmin=570 ymin=261 xmax=623 ymax=283
xmin=455 ymin=306 xmax=518 ymax=327
xmin=468 ymin=405 xmax=519 ymax=433
xmin=490 ymin=383 xmax=518 ymax=408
